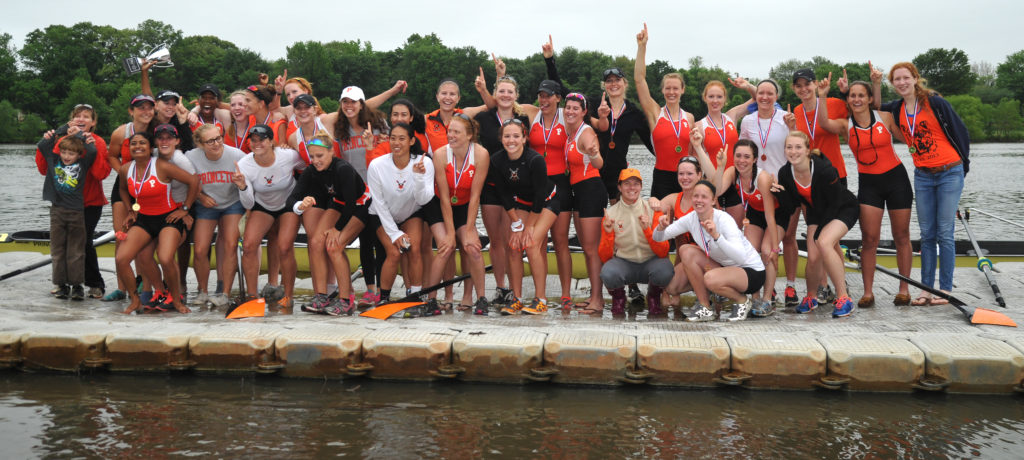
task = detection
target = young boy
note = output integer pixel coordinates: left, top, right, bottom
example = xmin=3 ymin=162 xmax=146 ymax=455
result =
xmin=36 ymin=129 xmax=97 ymax=300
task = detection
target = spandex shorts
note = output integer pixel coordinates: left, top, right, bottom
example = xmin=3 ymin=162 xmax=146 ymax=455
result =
xmin=132 ymin=212 xmax=186 ymax=240
xmin=741 ymin=267 xmax=767 ymax=295
xmin=570 ymin=177 xmax=608 ymax=218
xmin=857 ymin=164 xmax=913 ymax=210
xmin=650 ymin=168 xmax=682 ymax=199
xmin=252 ymin=201 xmax=289 ymax=220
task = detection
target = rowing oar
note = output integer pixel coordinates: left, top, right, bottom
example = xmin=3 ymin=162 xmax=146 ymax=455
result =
xmin=845 ymin=248 xmax=1015 ymax=327
xmin=969 ymin=207 xmax=1024 ymax=233
xmin=227 ymin=266 xmax=365 ymax=319
xmin=361 ymin=264 xmax=493 ymax=320
xmin=958 ymin=209 xmax=1006 ymax=308
xmin=0 ymin=231 xmax=116 ymax=282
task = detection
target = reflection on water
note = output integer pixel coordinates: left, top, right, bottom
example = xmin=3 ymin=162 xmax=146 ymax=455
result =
xmin=1 ymin=374 xmax=1022 ymax=458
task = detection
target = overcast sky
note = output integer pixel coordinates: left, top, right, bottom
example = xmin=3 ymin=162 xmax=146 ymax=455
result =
xmin=4 ymin=0 xmax=1021 ymax=79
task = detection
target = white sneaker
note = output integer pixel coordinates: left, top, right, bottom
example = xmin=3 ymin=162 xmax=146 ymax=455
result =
xmin=686 ymin=305 xmax=716 ymax=322
xmin=208 ymin=293 xmax=230 ymax=309
xmin=190 ymin=291 xmax=210 ymax=306
xmin=728 ymin=297 xmax=751 ymax=322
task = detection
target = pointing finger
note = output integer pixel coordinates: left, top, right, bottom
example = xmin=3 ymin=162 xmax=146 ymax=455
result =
xmin=843 ymin=68 xmax=848 ymax=79
xmin=548 ymin=34 xmax=553 ymax=47
xmin=787 ymin=104 xmax=791 ymax=112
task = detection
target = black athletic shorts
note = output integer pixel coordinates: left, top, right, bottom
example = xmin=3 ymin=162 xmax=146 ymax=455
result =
xmin=742 ymin=267 xmax=767 ymax=295
xmin=650 ymin=168 xmax=682 ymax=199
xmin=857 ymin=163 xmax=913 ymax=210
xmin=718 ymin=183 xmax=742 ymax=208
xmin=548 ymin=173 xmax=573 ymax=214
xmin=133 ymin=212 xmax=186 ymax=239
xmin=570 ymin=177 xmax=608 ymax=218
xmin=252 ymin=201 xmax=289 ymax=220
xmin=513 ymin=184 xmax=560 ymax=216
xmin=745 ymin=206 xmax=791 ymax=232
xmin=481 ymin=182 xmax=501 ymax=206
xmin=809 ymin=204 xmax=859 ymax=239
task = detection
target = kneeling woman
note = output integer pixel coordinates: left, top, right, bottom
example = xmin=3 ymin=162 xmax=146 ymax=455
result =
xmin=235 ymin=124 xmax=306 ymax=307
xmin=653 ymin=180 xmax=765 ymax=322
xmin=775 ymin=131 xmax=859 ymax=317
xmin=116 ymin=132 xmax=199 ymax=314
xmin=367 ymin=122 xmax=436 ymax=309
xmin=491 ymin=119 xmax=559 ymax=315
xmin=288 ymin=130 xmax=372 ymax=315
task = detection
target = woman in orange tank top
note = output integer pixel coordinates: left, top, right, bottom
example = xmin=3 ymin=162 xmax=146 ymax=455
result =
xmin=821 ymin=74 xmax=913 ymax=308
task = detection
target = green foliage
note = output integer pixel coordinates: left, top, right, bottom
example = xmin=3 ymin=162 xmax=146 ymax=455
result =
xmin=0 ymin=33 xmax=16 ymax=102
xmin=912 ymin=48 xmax=976 ymax=96
xmin=946 ymin=95 xmax=986 ymax=141
xmin=996 ymin=50 xmax=1024 ymax=109
xmin=0 ymin=100 xmax=49 ymax=143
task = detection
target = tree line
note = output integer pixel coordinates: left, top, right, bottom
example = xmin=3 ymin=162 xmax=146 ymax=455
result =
xmin=1 ymin=20 xmax=1023 ymax=143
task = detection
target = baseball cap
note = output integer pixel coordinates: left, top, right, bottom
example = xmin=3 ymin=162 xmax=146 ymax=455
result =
xmin=130 ymin=94 xmax=156 ymax=107
xmin=618 ymin=168 xmax=643 ymax=183
xmin=155 ymin=90 xmax=181 ymax=102
xmin=339 ymin=86 xmax=365 ymax=102
xmin=537 ymin=80 xmax=562 ymax=96
xmin=293 ymin=93 xmax=317 ymax=108
xmin=792 ymin=68 xmax=816 ymax=84
xmin=154 ymin=124 xmax=179 ymax=137
xmin=198 ymin=84 xmax=221 ymax=99
xmin=249 ymin=124 xmax=274 ymax=140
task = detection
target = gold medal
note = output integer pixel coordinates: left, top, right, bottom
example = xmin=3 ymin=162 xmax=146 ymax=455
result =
xmin=131 ymin=203 xmax=141 ymax=212
xmin=451 ymin=196 xmax=458 ymax=205
xmin=908 ymin=146 xmax=917 ymax=154
xmin=608 ymin=141 xmax=616 ymax=149
xmin=675 ymin=145 xmax=682 ymax=153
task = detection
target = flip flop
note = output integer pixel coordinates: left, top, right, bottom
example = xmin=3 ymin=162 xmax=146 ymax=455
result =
xmin=578 ymin=307 xmax=604 ymax=315
xmin=911 ymin=295 xmax=932 ymax=306
xmin=931 ymin=292 xmax=951 ymax=306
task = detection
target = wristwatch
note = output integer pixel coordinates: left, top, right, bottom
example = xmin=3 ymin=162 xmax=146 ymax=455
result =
xmin=181 ymin=205 xmax=190 ymax=212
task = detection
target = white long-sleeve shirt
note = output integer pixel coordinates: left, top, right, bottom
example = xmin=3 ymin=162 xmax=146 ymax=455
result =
xmin=237 ymin=147 xmax=305 ymax=211
xmin=653 ymin=208 xmax=764 ymax=271
xmin=367 ymin=153 xmax=435 ymax=243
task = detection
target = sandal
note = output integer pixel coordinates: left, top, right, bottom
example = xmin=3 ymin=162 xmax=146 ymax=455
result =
xmin=893 ymin=293 xmax=911 ymax=306
xmin=911 ymin=295 xmax=932 ymax=306
xmin=578 ymin=307 xmax=604 ymax=315
xmin=857 ymin=295 xmax=875 ymax=308
xmin=456 ymin=303 xmax=473 ymax=312
xmin=930 ymin=291 xmax=951 ymax=305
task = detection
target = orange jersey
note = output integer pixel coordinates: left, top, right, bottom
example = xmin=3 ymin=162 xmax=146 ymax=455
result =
xmin=700 ymin=114 xmax=738 ymax=170
xmin=793 ymin=97 xmax=848 ymax=178
xmin=425 ymin=108 xmax=463 ymax=153
xmin=848 ymin=111 xmax=903 ymax=175
xmin=651 ymin=107 xmax=691 ymax=172
xmin=225 ymin=115 xmax=257 ymax=153
xmin=897 ymin=100 xmax=961 ymax=169
xmin=795 ymin=177 xmax=813 ymax=207
xmin=564 ymin=124 xmax=600 ymax=185
xmin=735 ymin=174 xmax=776 ymax=212
xmin=672 ymin=193 xmax=695 ymax=246
xmin=529 ymin=109 xmax=568 ymax=176
xmin=445 ymin=144 xmax=478 ymax=205
xmin=127 ymin=160 xmax=177 ymax=215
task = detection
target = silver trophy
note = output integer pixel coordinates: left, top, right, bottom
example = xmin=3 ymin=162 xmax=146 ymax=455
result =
xmin=122 ymin=44 xmax=174 ymax=75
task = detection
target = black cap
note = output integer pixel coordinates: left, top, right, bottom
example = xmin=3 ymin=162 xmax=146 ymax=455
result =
xmin=293 ymin=93 xmax=317 ymax=108
xmin=198 ymin=84 xmax=221 ymax=99
xmin=154 ymin=124 xmax=179 ymax=137
xmin=792 ymin=68 xmax=816 ymax=84
xmin=130 ymin=93 xmax=155 ymax=107
xmin=537 ymin=79 xmax=562 ymax=96
xmin=249 ymin=124 xmax=274 ymax=140
xmin=603 ymin=68 xmax=626 ymax=81
xmin=155 ymin=90 xmax=181 ymax=102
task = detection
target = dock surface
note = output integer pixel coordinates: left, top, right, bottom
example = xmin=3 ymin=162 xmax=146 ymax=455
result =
xmin=2 ymin=252 xmax=1023 ymax=394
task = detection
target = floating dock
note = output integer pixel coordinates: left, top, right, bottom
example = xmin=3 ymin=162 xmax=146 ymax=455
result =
xmin=2 ymin=252 xmax=1023 ymax=394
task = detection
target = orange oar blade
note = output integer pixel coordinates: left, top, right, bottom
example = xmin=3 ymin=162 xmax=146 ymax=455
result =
xmin=226 ymin=298 xmax=266 ymax=319
xmin=360 ymin=302 xmax=424 ymax=320
xmin=971 ymin=308 xmax=1017 ymax=327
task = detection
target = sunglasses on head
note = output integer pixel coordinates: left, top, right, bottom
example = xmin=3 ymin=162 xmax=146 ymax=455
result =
xmin=249 ymin=125 xmax=273 ymax=138
xmin=74 ymin=103 xmax=94 ymax=110
xmin=306 ymin=138 xmax=330 ymax=149
xmin=502 ymin=119 xmax=524 ymax=126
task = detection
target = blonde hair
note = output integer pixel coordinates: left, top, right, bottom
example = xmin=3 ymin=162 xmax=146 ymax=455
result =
xmin=494 ymin=78 xmax=525 ymax=116
xmin=660 ymin=72 xmax=685 ymax=90
xmin=786 ymin=130 xmax=822 ymax=157
xmin=193 ymin=124 xmax=221 ymax=146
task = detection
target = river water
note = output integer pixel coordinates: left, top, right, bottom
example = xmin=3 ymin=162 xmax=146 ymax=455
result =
xmin=3 ymin=144 xmax=1024 ymax=457
xmin=3 ymin=143 xmax=1023 ymax=241
xmin=2 ymin=374 xmax=1023 ymax=458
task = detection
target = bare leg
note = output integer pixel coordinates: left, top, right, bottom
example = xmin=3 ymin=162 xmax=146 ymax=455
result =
xmin=575 ymin=213 xmax=604 ymax=310
xmin=889 ymin=208 xmax=913 ymax=297
xmin=241 ymin=211 xmax=276 ymax=297
xmin=550 ymin=211 xmax=572 ymax=299
xmin=217 ymin=213 xmax=243 ymax=297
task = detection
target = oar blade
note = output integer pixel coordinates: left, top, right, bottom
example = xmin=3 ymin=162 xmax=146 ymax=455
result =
xmin=360 ymin=302 xmax=424 ymax=320
xmin=226 ymin=298 xmax=266 ymax=319
xmin=970 ymin=307 xmax=1017 ymax=327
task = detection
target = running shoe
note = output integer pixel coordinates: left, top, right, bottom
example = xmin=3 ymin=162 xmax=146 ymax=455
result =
xmin=151 ymin=291 xmax=176 ymax=312
xmin=750 ymin=298 xmax=776 ymax=317
xmin=686 ymin=305 xmax=716 ymax=322
xmin=359 ymin=291 xmax=379 ymax=307
xmin=560 ymin=296 xmax=573 ymax=312
xmin=784 ymin=286 xmax=798 ymax=308
xmin=50 ymin=284 xmax=62 ymax=296
xmin=796 ymin=296 xmax=818 ymax=314
xmin=422 ymin=298 xmax=442 ymax=317
xmin=817 ymin=285 xmax=836 ymax=304
xmin=832 ymin=296 xmax=854 ymax=318
xmin=302 ymin=293 xmax=330 ymax=314
xmin=500 ymin=297 xmax=523 ymax=315
xmin=473 ymin=297 xmax=490 ymax=316
xmin=727 ymin=297 xmax=751 ymax=322
xmin=324 ymin=298 xmax=352 ymax=316
xmin=277 ymin=296 xmax=292 ymax=309
xmin=261 ymin=284 xmax=285 ymax=303
xmin=522 ymin=298 xmax=548 ymax=315
xmin=190 ymin=292 xmax=210 ymax=307
xmin=54 ymin=285 xmax=70 ymax=299
xmin=88 ymin=287 xmax=104 ymax=299
xmin=70 ymin=285 xmax=85 ymax=301
xmin=145 ymin=291 xmax=166 ymax=308
xmin=102 ymin=289 xmax=126 ymax=302
xmin=208 ymin=293 xmax=231 ymax=309
xmin=403 ymin=302 xmax=427 ymax=318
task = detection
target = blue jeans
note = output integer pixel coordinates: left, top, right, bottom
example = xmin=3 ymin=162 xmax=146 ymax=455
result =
xmin=914 ymin=164 xmax=963 ymax=291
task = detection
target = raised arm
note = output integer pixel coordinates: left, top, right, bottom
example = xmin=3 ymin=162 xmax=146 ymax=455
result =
xmin=723 ymin=76 xmax=757 ymax=122
xmin=688 ymin=126 xmax=716 ymax=181
xmin=366 ymin=80 xmax=409 ymax=112
xmin=633 ymin=23 xmax=660 ymax=128
xmin=461 ymin=67 xmax=495 ymax=118
xmin=814 ymin=73 xmax=848 ymax=135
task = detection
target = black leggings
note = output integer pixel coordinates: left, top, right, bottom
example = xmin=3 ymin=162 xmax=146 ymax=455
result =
xmin=84 ymin=205 xmax=104 ymax=289
xmin=358 ymin=225 xmax=384 ymax=287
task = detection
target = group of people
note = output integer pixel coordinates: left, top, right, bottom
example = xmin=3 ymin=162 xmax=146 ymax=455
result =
xmin=36 ymin=28 xmax=969 ymax=321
